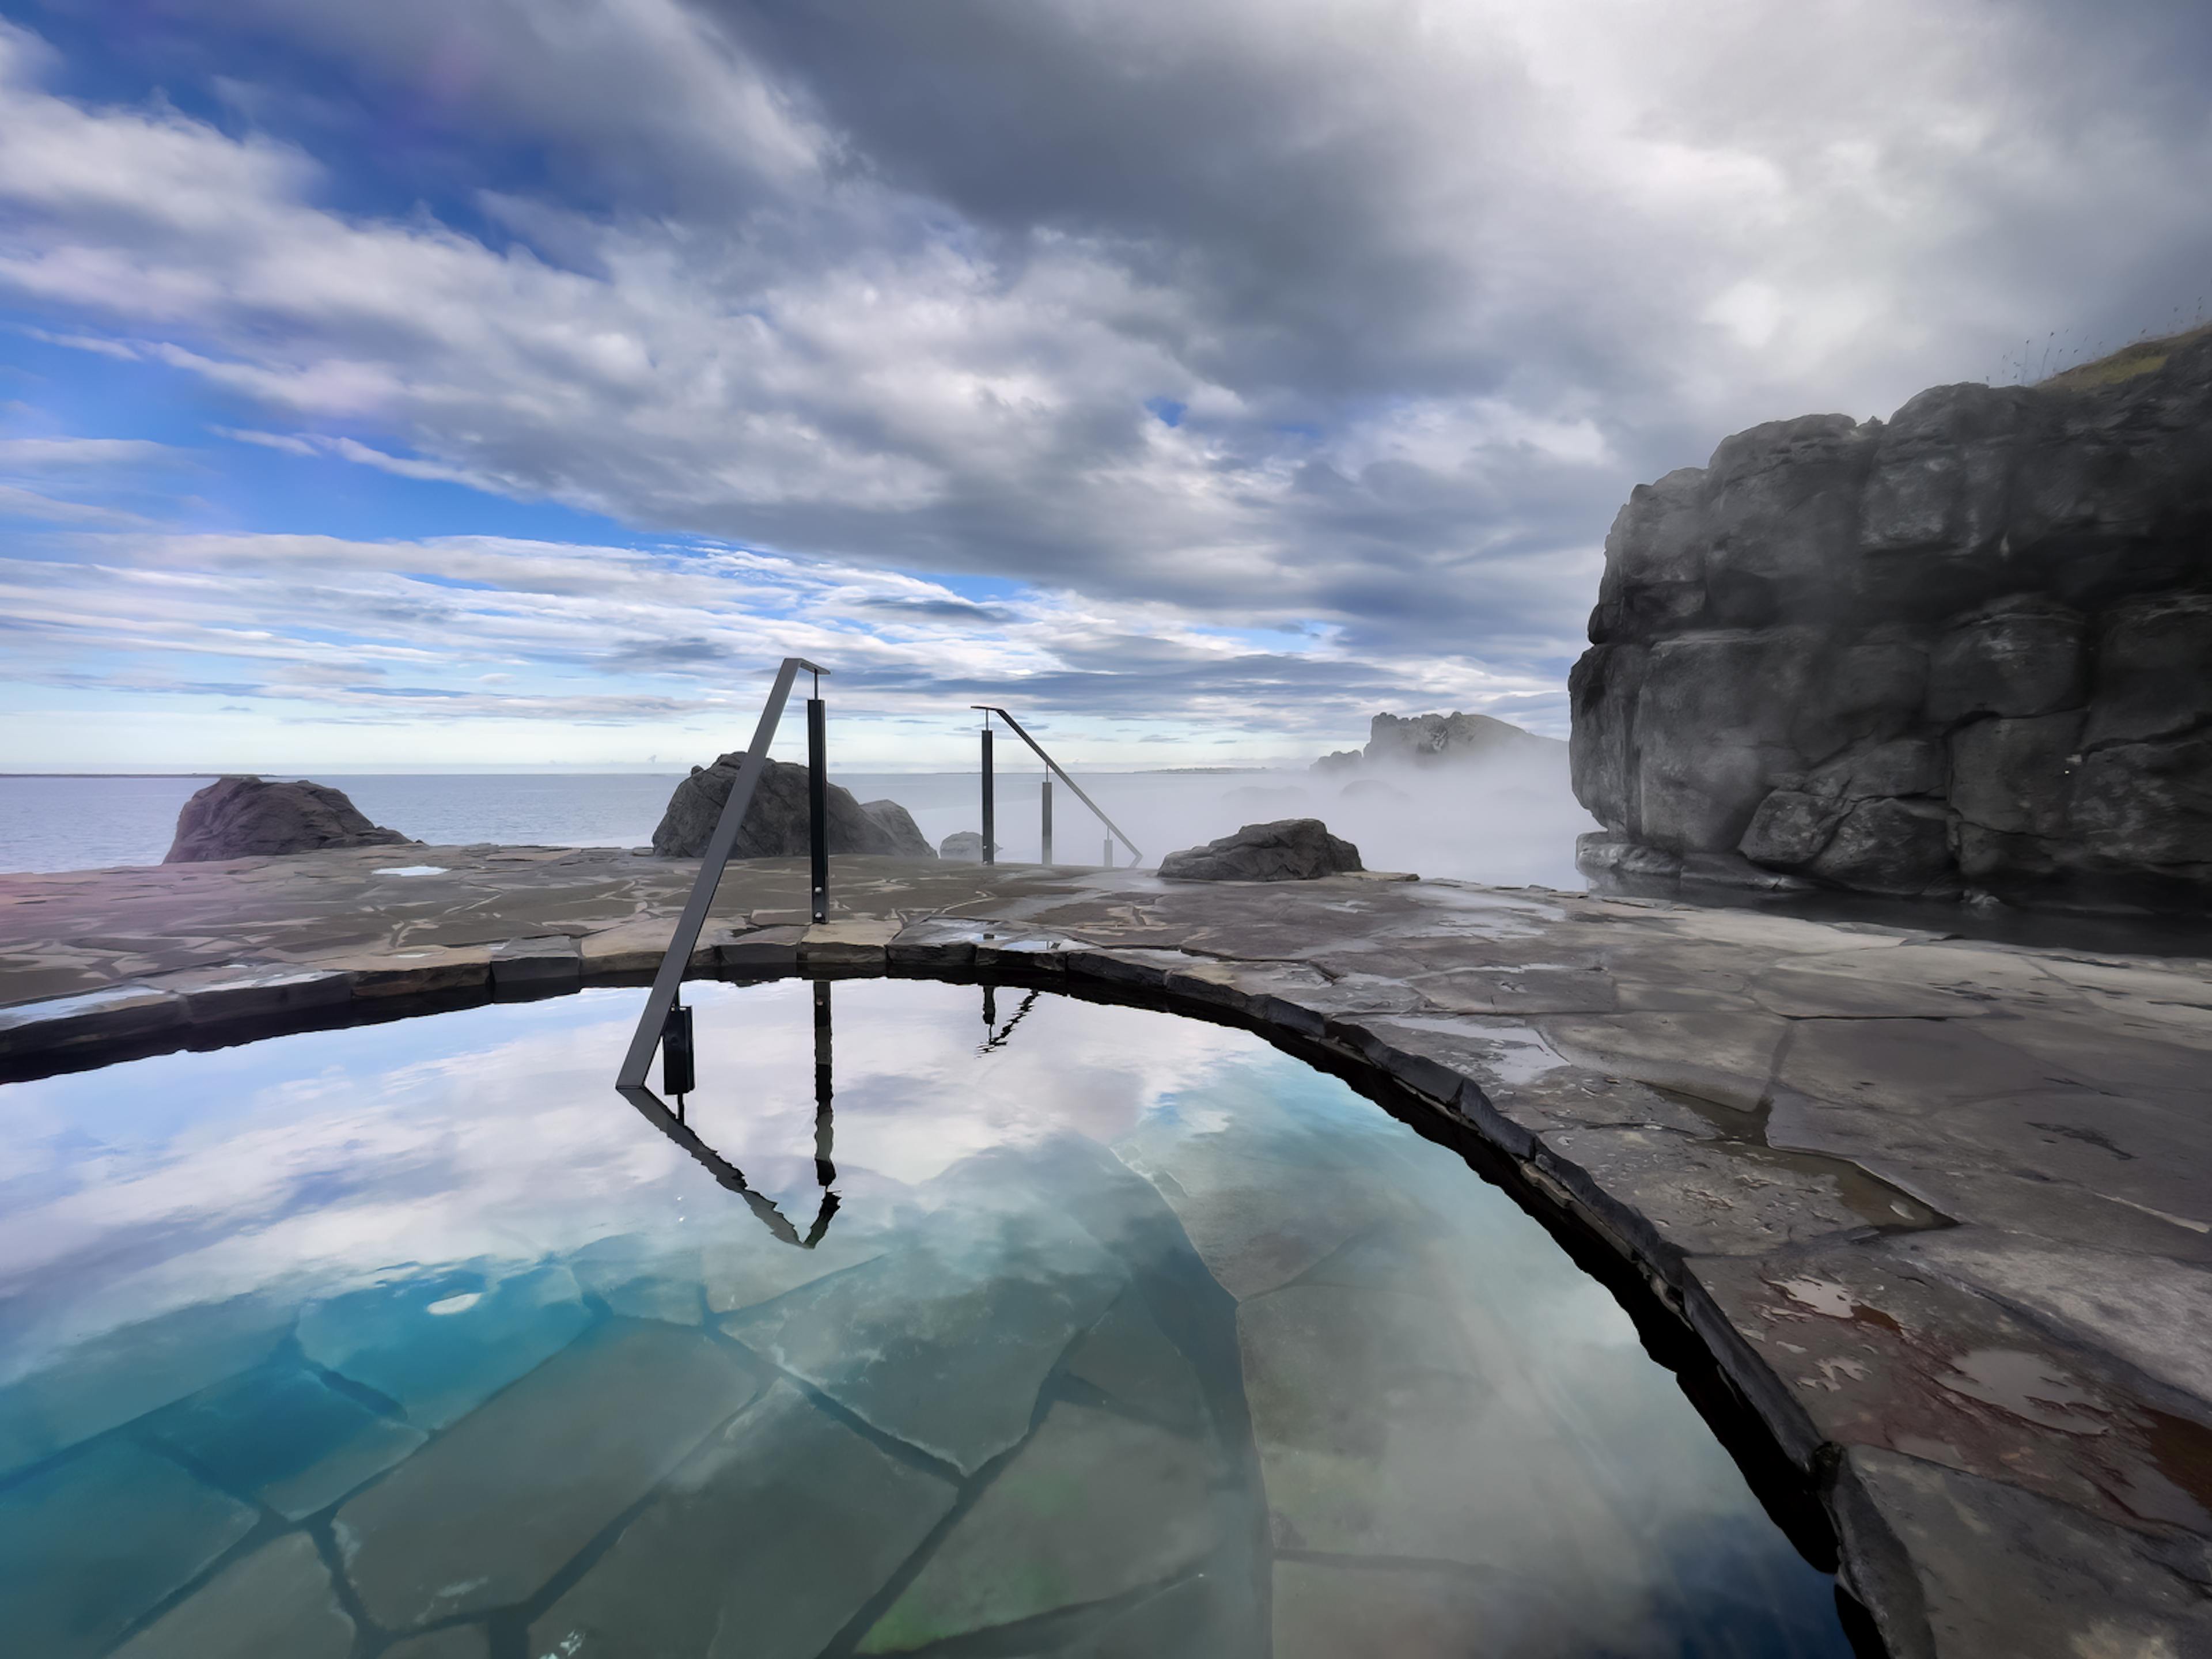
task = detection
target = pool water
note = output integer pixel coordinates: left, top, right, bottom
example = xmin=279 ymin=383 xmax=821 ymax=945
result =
xmin=0 ymin=979 xmax=1855 ymax=1658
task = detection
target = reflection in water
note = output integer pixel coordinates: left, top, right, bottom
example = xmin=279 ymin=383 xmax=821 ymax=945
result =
xmin=978 ymin=983 xmax=1041 ymax=1054
xmin=0 ymin=981 xmax=1857 ymax=1658
xmin=623 ymin=980 xmax=843 ymax=1249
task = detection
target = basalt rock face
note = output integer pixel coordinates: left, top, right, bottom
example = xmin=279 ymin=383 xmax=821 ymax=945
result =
xmin=1570 ymin=331 xmax=2212 ymax=908
xmin=165 ymin=777 xmax=414 ymax=863
xmin=1158 ymin=819 xmax=1363 ymax=882
xmin=651 ymin=758 xmax=926 ymax=860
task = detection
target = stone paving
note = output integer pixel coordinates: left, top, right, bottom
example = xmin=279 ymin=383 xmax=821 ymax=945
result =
xmin=2 ymin=844 xmax=2211 ymax=1657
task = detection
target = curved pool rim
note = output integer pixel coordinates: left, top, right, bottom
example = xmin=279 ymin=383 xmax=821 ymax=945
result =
xmin=0 ymin=944 xmax=1893 ymax=1653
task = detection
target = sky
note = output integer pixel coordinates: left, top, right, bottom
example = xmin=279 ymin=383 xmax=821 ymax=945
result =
xmin=3 ymin=0 xmax=2210 ymax=771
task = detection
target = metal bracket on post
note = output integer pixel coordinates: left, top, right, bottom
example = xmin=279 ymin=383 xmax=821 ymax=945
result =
xmin=616 ymin=656 xmax=828 ymax=1090
xmin=662 ymin=1000 xmax=696 ymax=1104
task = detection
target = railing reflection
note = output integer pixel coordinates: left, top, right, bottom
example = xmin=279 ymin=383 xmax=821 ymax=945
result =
xmin=615 ymin=978 xmax=840 ymax=1248
xmin=978 ymin=984 xmax=1040 ymax=1054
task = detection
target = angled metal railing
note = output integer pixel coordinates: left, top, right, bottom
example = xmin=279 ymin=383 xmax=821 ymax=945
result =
xmin=971 ymin=704 xmax=1143 ymax=868
xmin=617 ymin=656 xmax=829 ymax=1090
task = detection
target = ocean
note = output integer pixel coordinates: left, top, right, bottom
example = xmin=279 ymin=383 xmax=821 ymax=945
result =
xmin=0 ymin=764 xmax=1596 ymax=889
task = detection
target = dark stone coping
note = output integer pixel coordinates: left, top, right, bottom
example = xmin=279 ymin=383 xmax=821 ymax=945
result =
xmin=5 ymin=845 xmax=2211 ymax=1658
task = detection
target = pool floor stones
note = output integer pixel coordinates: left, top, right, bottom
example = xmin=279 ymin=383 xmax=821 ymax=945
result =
xmin=2 ymin=846 xmax=2211 ymax=1656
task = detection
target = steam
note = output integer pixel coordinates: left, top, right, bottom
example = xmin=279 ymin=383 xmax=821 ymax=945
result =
xmin=848 ymin=744 xmax=1598 ymax=889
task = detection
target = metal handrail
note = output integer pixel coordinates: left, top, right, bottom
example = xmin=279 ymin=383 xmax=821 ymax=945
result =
xmin=617 ymin=656 xmax=828 ymax=1089
xmin=970 ymin=704 xmax=1143 ymax=866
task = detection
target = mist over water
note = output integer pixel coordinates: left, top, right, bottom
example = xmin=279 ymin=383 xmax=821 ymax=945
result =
xmin=901 ymin=751 xmax=1594 ymax=891
xmin=0 ymin=759 xmax=1596 ymax=889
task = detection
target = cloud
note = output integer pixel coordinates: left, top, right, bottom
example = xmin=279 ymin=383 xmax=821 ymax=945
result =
xmin=0 ymin=437 xmax=177 ymax=469
xmin=1 ymin=3 xmax=2209 ymax=757
xmin=0 ymin=529 xmax=1557 ymax=748
xmin=0 ymin=483 xmax=158 ymax=527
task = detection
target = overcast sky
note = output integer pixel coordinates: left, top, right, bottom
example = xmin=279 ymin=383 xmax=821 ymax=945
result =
xmin=3 ymin=0 xmax=2209 ymax=770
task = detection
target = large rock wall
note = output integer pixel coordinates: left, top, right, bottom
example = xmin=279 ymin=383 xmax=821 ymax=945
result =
xmin=1570 ymin=330 xmax=2212 ymax=908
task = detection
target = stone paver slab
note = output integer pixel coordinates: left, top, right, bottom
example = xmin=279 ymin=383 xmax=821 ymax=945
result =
xmin=111 ymin=1533 xmax=354 ymax=1659
xmin=861 ymin=1401 xmax=1223 ymax=1652
xmin=0 ymin=1440 xmax=257 ymax=1659
xmin=146 ymin=1364 xmax=425 ymax=1519
xmin=296 ymin=1262 xmax=590 ymax=1430
xmin=530 ymin=1378 xmax=954 ymax=1659
xmin=721 ymin=1199 xmax=1123 ymax=1475
xmin=334 ymin=1318 xmax=770 ymax=1627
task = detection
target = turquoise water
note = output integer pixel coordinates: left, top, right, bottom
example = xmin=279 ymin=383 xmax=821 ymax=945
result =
xmin=0 ymin=980 xmax=1853 ymax=1657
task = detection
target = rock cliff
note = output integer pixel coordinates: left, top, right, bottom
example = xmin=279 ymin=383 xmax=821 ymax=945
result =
xmin=1570 ymin=326 xmax=2212 ymax=908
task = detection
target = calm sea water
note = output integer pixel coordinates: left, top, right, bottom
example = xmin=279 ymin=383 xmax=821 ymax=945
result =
xmin=0 ymin=980 xmax=1849 ymax=1656
xmin=0 ymin=767 xmax=1596 ymax=888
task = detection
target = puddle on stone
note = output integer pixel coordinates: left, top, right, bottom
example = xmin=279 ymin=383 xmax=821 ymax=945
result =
xmin=1650 ymin=1083 xmax=1949 ymax=1232
xmin=0 ymin=980 xmax=1857 ymax=1657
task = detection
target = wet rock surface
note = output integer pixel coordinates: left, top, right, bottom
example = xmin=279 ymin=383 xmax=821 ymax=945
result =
xmin=164 ymin=776 xmax=413 ymax=863
xmin=2 ymin=847 xmax=2211 ymax=1654
xmin=1158 ymin=817 xmax=1363 ymax=881
xmin=1571 ymin=330 xmax=2212 ymax=910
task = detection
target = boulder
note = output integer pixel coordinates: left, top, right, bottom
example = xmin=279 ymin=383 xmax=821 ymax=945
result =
xmin=1157 ymin=819 xmax=1362 ymax=882
xmin=164 ymin=778 xmax=414 ymax=863
xmin=938 ymin=831 xmax=994 ymax=862
xmin=1570 ymin=325 xmax=2212 ymax=910
xmin=859 ymin=800 xmax=935 ymax=859
xmin=650 ymin=759 xmax=925 ymax=860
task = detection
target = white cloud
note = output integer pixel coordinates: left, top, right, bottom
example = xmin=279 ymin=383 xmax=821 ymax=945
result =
xmin=0 ymin=2 xmax=2209 ymax=760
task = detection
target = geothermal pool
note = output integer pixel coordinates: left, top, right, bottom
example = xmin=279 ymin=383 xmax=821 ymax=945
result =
xmin=0 ymin=979 xmax=1854 ymax=1657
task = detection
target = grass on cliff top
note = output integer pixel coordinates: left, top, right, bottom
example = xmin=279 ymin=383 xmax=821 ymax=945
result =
xmin=2038 ymin=320 xmax=2212 ymax=391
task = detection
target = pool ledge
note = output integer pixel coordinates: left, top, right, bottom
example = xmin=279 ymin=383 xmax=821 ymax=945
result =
xmin=5 ymin=846 xmax=2212 ymax=1659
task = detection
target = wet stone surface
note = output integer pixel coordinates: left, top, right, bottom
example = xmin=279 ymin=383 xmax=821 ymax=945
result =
xmin=0 ymin=849 xmax=2208 ymax=1654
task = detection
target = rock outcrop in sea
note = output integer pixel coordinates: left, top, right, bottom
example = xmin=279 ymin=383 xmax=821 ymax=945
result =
xmin=1315 ymin=710 xmax=1558 ymax=774
xmin=1158 ymin=818 xmax=1363 ymax=881
xmin=165 ymin=777 xmax=415 ymax=863
xmin=652 ymin=758 xmax=933 ymax=859
xmin=1570 ymin=326 xmax=2212 ymax=908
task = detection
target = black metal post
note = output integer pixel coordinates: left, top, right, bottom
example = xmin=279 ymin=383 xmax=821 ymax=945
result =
xmin=1040 ymin=778 xmax=1052 ymax=865
xmin=980 ymin=725 xmax=995 ymax=866
xmin=806 ymin=693 xmax=828 ymax=924
xmin=812 ymin=979 xmax=835 ymax=1187
xmin=983 ymin=983 xmax=998 ymax=1028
